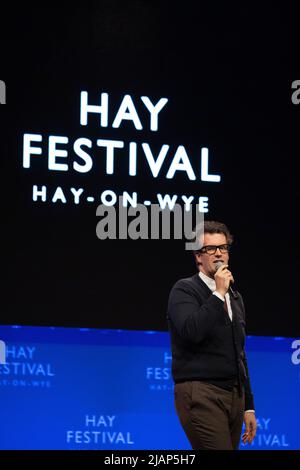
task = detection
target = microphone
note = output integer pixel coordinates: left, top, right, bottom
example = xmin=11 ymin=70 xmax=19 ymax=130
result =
xmin=214 ymin=261 xmax=239 ymax=299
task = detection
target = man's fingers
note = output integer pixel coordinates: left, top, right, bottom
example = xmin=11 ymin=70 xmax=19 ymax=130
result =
xmin=216 ymin=266 xmax=232 ymax=279
xmin=242 ymin=428 xmax=256 ymax=445
xmin=218 ymin=264 xmax=228 ymax=270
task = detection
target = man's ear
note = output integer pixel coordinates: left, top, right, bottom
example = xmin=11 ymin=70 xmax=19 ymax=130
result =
xmin=195 ymin=253 xmax=202 ymax=266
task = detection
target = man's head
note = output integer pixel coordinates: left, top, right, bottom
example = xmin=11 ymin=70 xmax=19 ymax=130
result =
xmin=193 ymin=221 xmax=233 ymax=278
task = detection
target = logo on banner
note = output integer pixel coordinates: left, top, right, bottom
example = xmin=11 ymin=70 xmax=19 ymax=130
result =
xmin=0 ymin=343 xmax=55 ymax=388
xmin=66 ymin=414 xmax=134 ymax=447
xmin=22 ymin=91 xmax=222 ymax=210
xmin=146 ymin=351 xmax=173 ymax=391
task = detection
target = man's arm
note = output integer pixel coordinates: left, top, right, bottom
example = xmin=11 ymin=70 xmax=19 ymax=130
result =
xmin=242 ymin=350 xmax=255 ymax=410
xmin=237 ymin=292 xmax=255 ymax=411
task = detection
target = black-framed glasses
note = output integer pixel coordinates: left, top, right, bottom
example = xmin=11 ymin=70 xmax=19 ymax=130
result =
xmin=199 ymin=244 xmax=231 ymax=255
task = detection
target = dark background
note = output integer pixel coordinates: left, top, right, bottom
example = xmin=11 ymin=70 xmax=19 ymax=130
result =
xmin=0 ymin=2 xmax=299 ymax=335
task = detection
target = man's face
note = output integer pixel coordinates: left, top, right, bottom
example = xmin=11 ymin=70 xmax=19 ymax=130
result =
xmin=195 ymin=232 xmax=230 ymax=278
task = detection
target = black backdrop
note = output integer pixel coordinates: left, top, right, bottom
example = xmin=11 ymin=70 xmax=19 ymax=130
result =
xmin=0 ymin=3 xmax=299 ymax=336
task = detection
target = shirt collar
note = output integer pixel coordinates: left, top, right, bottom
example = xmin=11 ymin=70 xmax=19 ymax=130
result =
xmin=199 ymin=270 xmax=216 ymax=292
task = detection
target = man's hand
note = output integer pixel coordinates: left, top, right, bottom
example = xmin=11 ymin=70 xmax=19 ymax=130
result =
xmin=242 ymin=412 xmax=257 ymax=445
xmin=214 ymin=264 xmax=234 ymax=298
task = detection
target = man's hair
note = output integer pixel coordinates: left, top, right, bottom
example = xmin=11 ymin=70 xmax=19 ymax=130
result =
xmin=201 ymin=220 xmax=233 ymax=245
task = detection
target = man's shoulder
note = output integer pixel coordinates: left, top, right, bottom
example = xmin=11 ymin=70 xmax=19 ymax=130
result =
xmin=172 ymin=274 xmax=198 ymax=286
xmin=171 ymin=274 xmax=208 ymax=293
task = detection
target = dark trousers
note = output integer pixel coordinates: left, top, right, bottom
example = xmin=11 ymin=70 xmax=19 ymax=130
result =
xmin=174 ymin=381 xmax=245 ymax=450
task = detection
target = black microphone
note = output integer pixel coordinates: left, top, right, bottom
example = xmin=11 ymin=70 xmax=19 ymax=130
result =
xmin=214 ymin=261 xmax=238 ymax=299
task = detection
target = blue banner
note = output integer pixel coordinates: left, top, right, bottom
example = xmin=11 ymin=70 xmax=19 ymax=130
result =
xmin=0 ymin=326 xmax=299 ymax=450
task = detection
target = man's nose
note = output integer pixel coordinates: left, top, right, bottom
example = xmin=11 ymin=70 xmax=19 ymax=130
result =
xmin=214 ymin=248 xmax=223 ymax=256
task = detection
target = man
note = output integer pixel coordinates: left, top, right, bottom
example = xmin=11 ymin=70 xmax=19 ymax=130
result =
xmin=167 ymin=220 xmax=257 ymax=450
